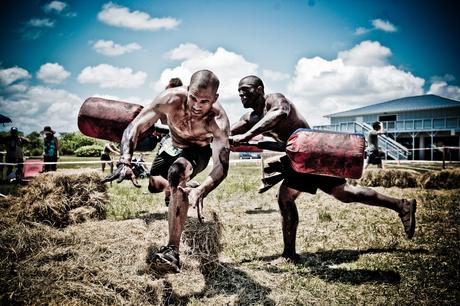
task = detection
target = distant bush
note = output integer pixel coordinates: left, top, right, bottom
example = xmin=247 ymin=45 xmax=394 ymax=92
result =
xmin=74 ymin=145 xmax=103 ymax=157
xmin=60 ymin=132 xmax=103 ymax=155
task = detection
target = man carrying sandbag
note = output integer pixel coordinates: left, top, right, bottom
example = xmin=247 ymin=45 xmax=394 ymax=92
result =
xmin=103 ymin=70 xmax=230 ymax=273
xmin=230 ymin=75 xmax=416 ymax=262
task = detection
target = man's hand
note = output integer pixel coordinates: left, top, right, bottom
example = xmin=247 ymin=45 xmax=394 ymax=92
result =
xmin=179 ymin=185 xmax=205 ymax=223
xmin=101 ymin=161 xmax=141 ymax=188
xmin=229 ymin=133 xmax=251 ymax=144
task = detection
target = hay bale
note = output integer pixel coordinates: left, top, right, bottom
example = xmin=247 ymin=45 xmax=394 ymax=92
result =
xmin=358 ymin=169 xmax=418 ymax=188
xmin=418 ymin=169 xmax=460 ymax=189
xmin=8 ymin=172 xmax=108 ymax=227
xmin=68 ymin=206 xmax=99 ymax=224
xmin=0 ymin=219 xmax=164 ymax=305
xmin=181 ymin=210 xmax=223 ymax=274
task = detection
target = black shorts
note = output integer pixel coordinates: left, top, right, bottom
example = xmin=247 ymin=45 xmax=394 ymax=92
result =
xmin=150 ymin=143 xmax=212 ymax=179
xmin=281 ymin=156 xmax=346 ymax=194
xmin=367 ymin=149 xmax=382 ymax=165
xmin=100 ymin=153 xmax=111 ymax=161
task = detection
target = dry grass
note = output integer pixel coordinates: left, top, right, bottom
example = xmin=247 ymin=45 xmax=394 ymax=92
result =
xmin=0 ymin=163 xmax=459 ymax=305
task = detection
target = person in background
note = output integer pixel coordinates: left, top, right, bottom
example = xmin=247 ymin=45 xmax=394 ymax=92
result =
xmin=0 ymin=127 xmax=29 ymax=182
xmin=100 ymin=142 xmax=120 ymax=173
xmin=364 ymin=121 xmax=385 ymax=169
xmin=42 ymin=126 xmax=59 ymax=172
xmin=166 ymin=77 xmax=183 ymax=89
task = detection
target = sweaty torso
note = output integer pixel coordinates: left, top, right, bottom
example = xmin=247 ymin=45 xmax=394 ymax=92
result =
xmin=166 ymin=98 xmax=215 ymax=148
xmin=262 ymin=94 xmax=310 ymax=143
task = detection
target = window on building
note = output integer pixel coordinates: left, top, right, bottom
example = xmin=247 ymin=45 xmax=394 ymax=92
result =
xmin=379 ymin=115 xmax=397 ymax=122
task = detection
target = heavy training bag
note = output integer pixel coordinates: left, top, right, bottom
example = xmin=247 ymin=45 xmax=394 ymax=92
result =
xmin=286 ymin=129 xmax=365 ymax=179
xmin=77 ymin=97 xmax=158 ymax=151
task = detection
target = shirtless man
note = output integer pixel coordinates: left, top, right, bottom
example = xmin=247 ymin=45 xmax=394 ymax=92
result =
xmin=230 ymin=75 xmax=416 ymax=261
xmin=104 ymin=70 xmax=230 ymax=272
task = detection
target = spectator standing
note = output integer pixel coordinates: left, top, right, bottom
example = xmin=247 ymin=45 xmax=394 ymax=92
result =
xmin=0 ymin=127 xmax=29 ymax=181
xmin=42 ymin=126 xmax=59 ymax=172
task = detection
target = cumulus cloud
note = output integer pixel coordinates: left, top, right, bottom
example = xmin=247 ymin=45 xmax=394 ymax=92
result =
xmin=428 ymin=80 xmax=460 ymax=100
xmin=287 ymin=40 xmax=425 ymax=126
xmin=338 ymin=40 xmax=391 ymax=67
xmin=27 ymin=18 xmax=55 ymax=28
xmin=37 ymin=63 xmax=71 ymax=84
xmin=355 ymin=18 xmax=397 ymax=35
xmin=77 ymin=64 xmax=147 ymax=88
xmin=152 ymin=43 xmax=258 ymax=122
xmin=156 ymin=44 xmax=257 ymax=98
xmin=372 ymin=19 xmax=397 ymax=32
xmin=0 ymin=67 xmax=31 ymax=86
xmin=97 ymin=2 xmax=180 ymax=31
xmin=92 ymin=39 xmax=142 ymax=56
xmin=43 ymin=1 xmax=77 ymax=17
xmin=0 ymin=84 xmax=82 ymax=133
xmin=44 ymin=1 xmax=67 ymax=13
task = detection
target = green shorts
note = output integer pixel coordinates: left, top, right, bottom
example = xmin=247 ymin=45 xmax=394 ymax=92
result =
xmin=149 ymin=137 xmax=212 ymax=179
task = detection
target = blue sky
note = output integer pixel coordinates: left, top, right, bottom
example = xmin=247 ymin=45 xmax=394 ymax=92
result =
xmin=1 ymin=0 xmax=459 ymax=133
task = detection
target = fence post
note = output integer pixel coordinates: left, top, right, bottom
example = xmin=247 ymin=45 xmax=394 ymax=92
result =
xmin=442 ymin=147 xmax=446 ymax=169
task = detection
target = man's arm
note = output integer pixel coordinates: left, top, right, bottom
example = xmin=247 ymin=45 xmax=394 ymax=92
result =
xmin=119 ymin=93 xmax=172 ymax=164
xmin=201 ymin=112 xmax=230 ymax=197
xmin=230 ymin=112 xmax=253 ymax=136
xmin=232 ymin=94 xmax=290 ymax=142
xmin=102 ymin=91 xmax=175 ymax=186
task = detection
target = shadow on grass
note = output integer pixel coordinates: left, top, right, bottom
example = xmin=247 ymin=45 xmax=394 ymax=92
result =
xmin=134 ymin=211 xmax=168 ymax=225
xmin=251 ymin=247 xmax=429 ymax=285
xmin=245 ymin=208 xmax=277 ymax=215
xmin=153 ymin=217 xmax=275 ymax=305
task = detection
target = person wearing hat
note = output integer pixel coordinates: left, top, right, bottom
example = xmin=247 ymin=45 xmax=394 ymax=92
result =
xmin=0 ymin=127 xmax=29 ymax=182
xmin=41 ymin=126 xmax=59 ymax=172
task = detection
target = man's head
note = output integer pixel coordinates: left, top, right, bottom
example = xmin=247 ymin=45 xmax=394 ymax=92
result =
xmin=238 ymin=75 xmax=264 ymax=109
xmin=187 ymin=70 xmax=220 ymax=118
xmin=372 ymin=121 xmax=382 ymax=131
xmin=166 ymin=77 xmax=183 ymax=89
xmin=41 ymin=126 xmax=55 ymax=137
xmin=10 ymin=127 xmax=18 ymax=136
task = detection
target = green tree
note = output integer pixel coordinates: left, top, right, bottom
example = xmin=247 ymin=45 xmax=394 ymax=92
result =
xmin=60 ymin=132 xmax=103 ymax=155
xmin=24 ymin=131 xmax=43 ymax=156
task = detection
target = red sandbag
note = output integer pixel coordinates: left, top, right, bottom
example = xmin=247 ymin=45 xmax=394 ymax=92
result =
xmin=286 ymin=129 xmax=364 ymax=179
xmin=78 ymin=97 xmax=144 ymax=142
xmin=230 ymin=135 xmax=263 ymax=152
xmin=23 ymin=159 xmax=43 ymax=178
xmin=78 ymin=97 xmax=163 ymax=151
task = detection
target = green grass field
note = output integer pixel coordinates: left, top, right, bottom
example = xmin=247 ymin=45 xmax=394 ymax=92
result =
xmin=1 ymin=158 xmax=459 ymax=305
xmin=104 ymin=162 xmax=459 ymax=305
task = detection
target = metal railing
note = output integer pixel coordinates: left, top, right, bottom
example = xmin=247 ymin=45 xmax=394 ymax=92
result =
xmin=314 ymin=121 xmax=410 ymax=160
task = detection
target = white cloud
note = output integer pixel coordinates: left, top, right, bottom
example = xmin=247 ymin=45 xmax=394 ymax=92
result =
xmin=37 ymin=63 xmax=71 ymax=84
xmin=165 ymin=43 xmax=209 ymax=60
xmin=0 ymin=67 xmax=31 ymax=86
xmin=372 ymin=18 xmax=397 ymax=32
xmin=428 ymin=81 xmax=460 ymax=101
xmin=44 ymin=1 xmax=67 ymax=13
xmin=262 ymin=69 xmax=290 ymax=82
xmin=92 ymin=39 xmax=142 ymax=56
xmin=97 ymin=2 xmax=180 ymax=31
xmin=0 ymin=85 xmax=82 ymax=133
xmin=151 ymin=43 xmax=259 ymax=123
xmin=156 ymin=44 xmax=258 ymax=99
xmin=338 ymin=40 xmax=391 ymax=67
xmin=355 ymin=18 xmax=397 ymax=35
xmin=77 ymin=64 xmax=147 ymax=88
xmin=354 ymin=27 xmax=370 ymax=35
xmin=287 ymin=40 xmax=425 ymax=126
xmin=27 ymin=18 xmax=55 ymax=28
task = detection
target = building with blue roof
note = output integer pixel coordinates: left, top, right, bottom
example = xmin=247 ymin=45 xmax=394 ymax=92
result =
xmin=316 ymin=94 xmax=460 ymax=161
